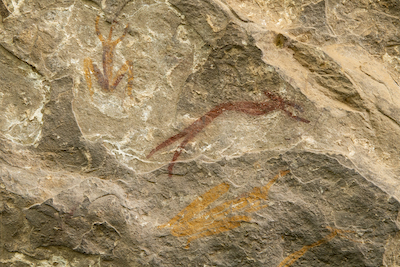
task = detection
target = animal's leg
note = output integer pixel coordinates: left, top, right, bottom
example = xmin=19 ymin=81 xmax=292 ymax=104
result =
xmin=167 ymin=135 xmax=192 ymax=176
xmin=157 ymin=113 xmax=219 ymax=176
xmin=241 ymin=170 xmax=290 ymax=212
xmin=148 ymin=106 xmax=223 ymax=159
xmin=147 ymin=131 xmax=188 ymax=159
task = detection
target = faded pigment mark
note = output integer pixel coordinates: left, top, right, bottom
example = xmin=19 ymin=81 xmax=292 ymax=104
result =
xmin=83 ymin=15 xmax=134 ymax=98
xmin=278 ymin=226 xmax=360 ymax=267
xmin=147 ymin=91 xmax=309 ymax=176
xmin=159 ymin=170 xmax=290 ymax=248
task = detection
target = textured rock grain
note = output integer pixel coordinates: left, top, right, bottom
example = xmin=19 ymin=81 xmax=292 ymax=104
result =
xmin=1 ymin=0 xmax=400 ymax=266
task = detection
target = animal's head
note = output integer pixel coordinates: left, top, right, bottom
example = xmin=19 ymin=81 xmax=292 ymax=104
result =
xmin=264 ymin=91 xmax=310 ymax=123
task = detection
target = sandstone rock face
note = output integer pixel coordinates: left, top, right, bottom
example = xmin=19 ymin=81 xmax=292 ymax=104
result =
xmin=1 ymin=0 xmax=400 ymax=266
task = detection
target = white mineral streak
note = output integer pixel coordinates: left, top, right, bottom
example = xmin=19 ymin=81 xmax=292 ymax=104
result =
xmin=251 ymin=31 xmax=400 ymax=200
xmin=0 ymin=253 xmax=81 ymax=267
xmin=2 ymin=69 xmax=50 ymax=146
xmin=7 ymin=0 xmax=24 ymax=17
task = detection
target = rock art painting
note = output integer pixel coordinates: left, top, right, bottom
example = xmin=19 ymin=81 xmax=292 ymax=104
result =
xmin=278 ymin=227 xmax=360 ymax=267
xmin=83 ymin=15 xmax=134 ymax=98
xmin=159 ymin=170 xmax=290 ymax=248
xmin=147 ymin=92 xmax=309 ymax=176
xmin=1 ymin=0 xmax=400 ymax=266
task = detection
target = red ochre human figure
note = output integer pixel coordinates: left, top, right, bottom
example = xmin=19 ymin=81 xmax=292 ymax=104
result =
xmin=84 ymin=15 xmax=134 ymax=98
xmin=147 ymin=91 xmax=310 ymax=176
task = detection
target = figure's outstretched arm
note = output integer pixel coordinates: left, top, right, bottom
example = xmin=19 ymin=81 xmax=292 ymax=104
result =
xmin=95 ymin=15 xmax=105 ymax=43
xmin=84 ymin=58 xmax=107 ymax=96
xmin=108 ymin=20 xmax=116 ymax=42
xmin=111 ymin=24 xmax=129 ymax=47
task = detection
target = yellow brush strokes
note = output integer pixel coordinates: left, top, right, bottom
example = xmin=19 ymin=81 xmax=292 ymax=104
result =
xmin=83 ymin=16 xmax=134 ymax=98
xmin=278 ymin=227 xmax=359 ymax=267
xmin=159 ymin=170 xmax=290 ymax=248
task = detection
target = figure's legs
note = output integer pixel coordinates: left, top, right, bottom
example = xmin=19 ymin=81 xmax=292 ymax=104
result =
xmin=91 ymin=63 xmax=108 ymax=90
xmin=110 ymin=61 xmax=129 ymax=91
xmin=83 ymin=58 xmax=106 ymax=97
xmin=110 ymin=60 xmax=134 ymax=96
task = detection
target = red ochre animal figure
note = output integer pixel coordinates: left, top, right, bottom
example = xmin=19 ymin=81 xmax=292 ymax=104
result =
xmin=147 ymin=91 xmax=310 ymax=176
xmin=84 ymin=15 xmax=134 ymax=98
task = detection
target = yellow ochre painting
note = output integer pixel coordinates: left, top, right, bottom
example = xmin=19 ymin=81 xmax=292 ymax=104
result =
xmin=159 ymin=170 xmax=361 ymax=267
xmin=278 ymin=226 xmax=360 ymax=267
xmin=159 ymin=170 xmax=290 ymax=249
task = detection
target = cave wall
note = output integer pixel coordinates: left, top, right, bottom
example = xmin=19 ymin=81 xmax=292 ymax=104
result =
xmin=1 ymin=0 xmax=400 ymax=266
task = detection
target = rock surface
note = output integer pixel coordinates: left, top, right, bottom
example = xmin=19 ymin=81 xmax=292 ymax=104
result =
xmin=1 ymin=0 xmax=400 ymax=266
